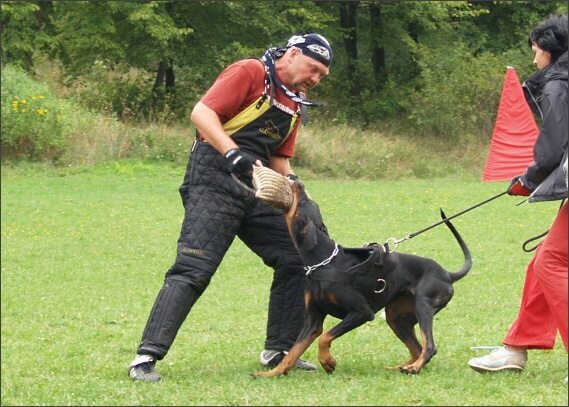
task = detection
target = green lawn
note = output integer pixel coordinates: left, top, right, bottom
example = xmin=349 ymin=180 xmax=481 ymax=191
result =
xmin=1 ymin=162 xmax=566 ymax=406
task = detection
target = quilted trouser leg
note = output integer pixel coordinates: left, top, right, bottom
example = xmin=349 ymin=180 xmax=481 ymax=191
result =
xmin=136 ymin=141 xmax=251 ymax=360
xmin=238 ymin=199 xmax=307 ymax=351
xmin=137 ymin=278 xmax=202 ymax=360
xmin=264 ymin=267 xmax=307 ymax=351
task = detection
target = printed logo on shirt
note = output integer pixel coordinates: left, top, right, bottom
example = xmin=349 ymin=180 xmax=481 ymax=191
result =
xmin=259 ymin=119 xmax=281 ymax=139
xmin=272 ymin=99 xmax=296 ymax=116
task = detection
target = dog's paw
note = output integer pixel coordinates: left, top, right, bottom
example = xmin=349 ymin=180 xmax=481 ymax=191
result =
xmin=250 ymin=370 xmax=284 ymax=379
xmin=320 ymin=358 xmax=336 ymax=374
xmin=398 ymin=365 xmax=421 ymax=374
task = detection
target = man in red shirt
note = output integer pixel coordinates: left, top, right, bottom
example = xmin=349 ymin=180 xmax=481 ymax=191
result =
xmin=129 ymin=33 xmax=333 ymax=382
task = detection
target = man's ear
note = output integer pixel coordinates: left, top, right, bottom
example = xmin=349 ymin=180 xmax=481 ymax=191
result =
xmin=288 ymin=46 xmax=303 ymax=63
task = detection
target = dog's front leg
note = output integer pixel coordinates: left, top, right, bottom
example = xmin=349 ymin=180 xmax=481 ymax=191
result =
xmin=318 ymin=303 xmax=375 ymax=374
xmin=251 ymin=303 xmax=326 ymax=378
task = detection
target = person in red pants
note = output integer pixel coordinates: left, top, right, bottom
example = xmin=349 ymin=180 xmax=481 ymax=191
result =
xmin=468 ymin=14 xmax=568 ymax=383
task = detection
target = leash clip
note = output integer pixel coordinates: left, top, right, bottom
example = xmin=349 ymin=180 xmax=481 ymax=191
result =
xmin=384 ymin=237 xmax=401 ymax=253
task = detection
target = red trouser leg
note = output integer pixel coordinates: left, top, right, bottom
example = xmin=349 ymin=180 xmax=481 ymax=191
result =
xmin=504 ymin=202 xmax=568 ymax=351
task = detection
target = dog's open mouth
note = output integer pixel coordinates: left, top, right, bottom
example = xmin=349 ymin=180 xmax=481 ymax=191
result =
xmin=252 ymin=166 xmax=294 ymax=211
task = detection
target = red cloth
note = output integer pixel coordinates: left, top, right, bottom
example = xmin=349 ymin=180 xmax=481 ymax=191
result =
xmin=504 ymin=201 xmax=568 ymax=351
xmin=483 ymin=67 xmax=539 ymax=182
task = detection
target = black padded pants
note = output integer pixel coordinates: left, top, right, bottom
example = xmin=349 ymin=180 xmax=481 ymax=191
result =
xmin=136 ymin=141 xmax=306 ymax=360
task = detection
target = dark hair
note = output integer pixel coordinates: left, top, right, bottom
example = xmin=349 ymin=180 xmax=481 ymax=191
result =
xmin=528 ymin=14 xmax=568 ymax=62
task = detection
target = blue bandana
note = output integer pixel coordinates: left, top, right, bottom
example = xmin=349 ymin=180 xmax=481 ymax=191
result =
xmin=286 ymin=33 xmax=333 ymax=67
xmin=261 ymin=48 xmax=325 ymax=108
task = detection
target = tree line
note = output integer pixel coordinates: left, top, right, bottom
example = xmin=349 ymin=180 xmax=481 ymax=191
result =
xmin=1 ymin=1 xmax=567 ymax=139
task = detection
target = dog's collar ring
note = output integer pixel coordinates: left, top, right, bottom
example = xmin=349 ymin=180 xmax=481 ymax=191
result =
xmin=385 ymin=238 xmax=399 ymax=253
xmin=374 ymin=278 xmax=386 ymax=294
xmin=304 ymin=243 xmax=339 ymax=276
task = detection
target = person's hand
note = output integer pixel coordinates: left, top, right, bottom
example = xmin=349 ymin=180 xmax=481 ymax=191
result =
xmin=507 ymin=176 xmax=531 ymax=196
xmin=225 ymin=148 xmax=255 ymax=184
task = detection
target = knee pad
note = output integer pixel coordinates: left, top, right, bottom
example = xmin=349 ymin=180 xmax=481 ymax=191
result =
xmin=166 ymin=251 xmax=217 ymax=293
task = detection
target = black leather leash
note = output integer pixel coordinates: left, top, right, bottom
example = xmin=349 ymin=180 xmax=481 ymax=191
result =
xmin=386 ymin=190 xmax=509 ymax=252
xmin=521 ymin=198 xmax=567 ymax=252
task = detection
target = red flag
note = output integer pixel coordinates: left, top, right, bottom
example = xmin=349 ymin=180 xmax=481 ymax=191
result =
xmin=482 ymin=67 xmax=538 ymax=182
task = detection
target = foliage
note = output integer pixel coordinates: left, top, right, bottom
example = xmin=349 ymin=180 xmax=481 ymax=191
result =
xmin=57 ymin=60 xmax=160 ymax=123
xmin=49 ymin=1 xmax=192 ymax=72
xmin=0 ymin=1 xmax=58 ymax=70
xmin=0 ymin=64 xmax=134 ymax=165
xmin=292 ymin=120 xmax=489 ymax=181
xmin=1 ymin=64 xmax=76 ymax=162
xmin=0 ymin=61 xmax=490 ymax=179
xmin=1 ymin=1 xmax=567 ymax=159
xmin=405 ymin=46 xmax=519 ymax=139
xmin=2 ymin=163 xmax=567 ymax=406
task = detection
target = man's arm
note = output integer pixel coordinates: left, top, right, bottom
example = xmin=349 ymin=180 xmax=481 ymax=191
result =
xmin=191 ymin=101 xmax=262 ymax=178
xmin=191 ymin=101 xmax=239 ymax=156
xmin=268 ymin=155 xmax=294 ymax=176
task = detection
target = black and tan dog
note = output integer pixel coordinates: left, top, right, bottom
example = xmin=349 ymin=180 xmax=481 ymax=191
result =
xmin=251 ymin=178 xmax=472 ymax=377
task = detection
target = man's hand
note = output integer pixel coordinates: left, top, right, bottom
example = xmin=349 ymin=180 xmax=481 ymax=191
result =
xmin=225 ymin=148 xmax=255 ymax=183
xmin=507 ymin=176 xmax=531 ymax=196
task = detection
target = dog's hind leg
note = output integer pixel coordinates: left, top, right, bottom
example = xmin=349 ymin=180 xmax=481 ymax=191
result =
xmin=384 ymin=293 xmax=423 ymax=372
xmin=398 ymin=294 xmax=447 ymax=374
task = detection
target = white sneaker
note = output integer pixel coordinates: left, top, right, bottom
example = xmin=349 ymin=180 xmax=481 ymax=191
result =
xmin=260 ymin=350 xmax=317 ymax=370
xmin=128 ymin=354 xmax=163 ymax=382
xmin=468 ymin=346 xmax=527 ymax=373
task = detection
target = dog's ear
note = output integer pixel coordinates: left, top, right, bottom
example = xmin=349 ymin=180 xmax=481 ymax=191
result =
xmin=302 ymin=220 xmax=319 ymax=251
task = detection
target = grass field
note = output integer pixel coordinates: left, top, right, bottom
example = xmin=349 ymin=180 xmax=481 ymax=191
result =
xmin=1 ymin=162 xmax=566 ymax=406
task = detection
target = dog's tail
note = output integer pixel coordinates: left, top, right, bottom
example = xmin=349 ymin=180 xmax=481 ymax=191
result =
xmin=440 ymin=208 xmax=473 ymax=283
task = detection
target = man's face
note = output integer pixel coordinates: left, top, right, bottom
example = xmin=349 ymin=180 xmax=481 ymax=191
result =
xmin=287 ymin=47 xmax=329 ymax=93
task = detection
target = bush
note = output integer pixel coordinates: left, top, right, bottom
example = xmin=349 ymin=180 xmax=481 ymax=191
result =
xmin=1 ymin=63 xmax=135 ymax=166
xmin=1 ymin=64 xmax=77 ymax=162
xmin=404 ymin=44 xmax=534 ymax=141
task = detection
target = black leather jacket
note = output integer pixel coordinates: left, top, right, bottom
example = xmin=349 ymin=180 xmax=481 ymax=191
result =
xmin=521 ymin=51 xmax=568 ymax=202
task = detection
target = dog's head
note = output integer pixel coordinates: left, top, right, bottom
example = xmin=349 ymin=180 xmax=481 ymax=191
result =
xmin=285 ymin=179 xmax=329 ymax=253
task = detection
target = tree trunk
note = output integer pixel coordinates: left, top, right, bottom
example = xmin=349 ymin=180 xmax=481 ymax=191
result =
xmin=152 ymin=58 xmax=176 ymax=109
xmin=339 ymin=1 xmax=360 ymax=100
xmin=369 ymin=3 xmax=386 ymax=91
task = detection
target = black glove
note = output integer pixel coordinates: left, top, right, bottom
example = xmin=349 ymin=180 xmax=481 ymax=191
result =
xmin=225 ymin=148 xmax=255 ymax=183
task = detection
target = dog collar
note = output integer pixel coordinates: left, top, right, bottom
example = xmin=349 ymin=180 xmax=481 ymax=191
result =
xmin=304 ymin=243 xmax=339 ymax=276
